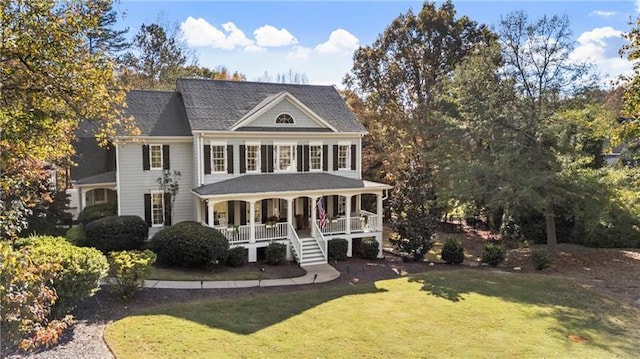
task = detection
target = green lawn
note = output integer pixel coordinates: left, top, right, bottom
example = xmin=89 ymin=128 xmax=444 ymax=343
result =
xmin=105 ymin=270 xmax=640 ymax=358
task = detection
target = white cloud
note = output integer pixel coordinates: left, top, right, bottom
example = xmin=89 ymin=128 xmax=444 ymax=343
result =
xmin=589 ymin=10 xmax=618 ymax=18
xmin=287 ymin=46 xmax=312 ymax=60
xmin=180 ymin=17 xmax=253 ymax=50
xmin=315 ymin=29 xmax=359 ymax=54
xmin=571 ymin=27 xmax=632 ymax=84
xmin=254 ymin=25 xmax=297 ymax=47
xmin=636 ymin=0 xmax=640 ymax=13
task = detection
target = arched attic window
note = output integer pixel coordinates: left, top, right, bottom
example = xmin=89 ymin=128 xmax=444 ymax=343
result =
xmin=275 ymin=113 xmax=294 ymax=124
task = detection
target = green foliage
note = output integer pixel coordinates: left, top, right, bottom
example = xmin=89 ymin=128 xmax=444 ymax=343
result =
xmin=360 ymin=238 xmax=380 ymax=260
xmin=0 ymin=242 xmax=72 ymax=352
xmin=481 ymin=242 xmax=506 ymax=267
xmin=265 ymin=243 xmax=287 ymax=265
xmin=23 ymin=190 xmax=72 ymax=237
xmin=226 ymin=247 xmax=248 ymax=268
xmin=108 ymin=250 xmax=156 ymax=299
xmin=150 ymin=221 xmax=228 ymax=268
xmin=85 ymin=215 xmax=148 ymax=252
xmin=530 ymin=249 xmax=554 ymax=271
xmin=65 ymin=226 xmax=88 ymax=247
xmin=441 ymin=238 xmax=465 ymax=264
xmin=26 ymin=236 xmax=109 ymax=317
xmin=77 ymin=203 xmax=117 ymax=226
xmin=328 ymin=238 xmax=348 ymax=261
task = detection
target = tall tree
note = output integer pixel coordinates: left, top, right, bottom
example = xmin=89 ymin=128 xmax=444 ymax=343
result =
xmin=618 ymin=18 xmax=640 ymax=160
xmin=0 ymin=0 xmax=137 ymax=239
xmin=257 ymin=69 xmax=309 ymax=84
xmin=85 ymin=0 xmax=130 ymax=56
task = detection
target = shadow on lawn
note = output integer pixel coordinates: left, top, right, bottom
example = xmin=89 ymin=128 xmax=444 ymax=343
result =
xmin=134 ymin=282 xmax=386 ymax=335
xmin=408 ymin=269 xmax=640 ymax=357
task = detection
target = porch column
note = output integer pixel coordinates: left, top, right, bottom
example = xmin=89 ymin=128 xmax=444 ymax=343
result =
xmin=377 ymin=192 xmax=384 ymax=231
xmin=249 ymin=200 xmax=256 ymax=243
xmin=345 ymin=195 xmax=351 ymax=234
xmin=356 ymin=194 xmax=362 ymax=213
xmin=78 ymin=187 xmax=84 ymax=213
xmin=287 ymin=198 xmax=294 ymax=231
xmin=311 ymin=196 xmax=318 ymax=236
xmin=196 ymin=199 xmax=202 ymax=224
xmin=207 ymin=200 xmax=215 ymax=227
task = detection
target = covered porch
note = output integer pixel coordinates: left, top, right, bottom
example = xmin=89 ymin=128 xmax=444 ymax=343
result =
xmin=68 ymin=170 xmax=117 ymax=218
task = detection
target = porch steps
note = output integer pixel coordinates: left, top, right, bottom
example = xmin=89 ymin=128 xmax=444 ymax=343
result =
xmin=299 ymin=237 xmax=326 ymax=267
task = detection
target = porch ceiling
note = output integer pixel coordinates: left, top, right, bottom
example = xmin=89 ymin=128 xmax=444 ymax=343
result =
xmin=192 ymin=173 xmax=391 ymax=197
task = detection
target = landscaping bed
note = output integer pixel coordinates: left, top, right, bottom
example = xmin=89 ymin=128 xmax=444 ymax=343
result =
xmin=149 ymin=261 xmax=306 ymax=281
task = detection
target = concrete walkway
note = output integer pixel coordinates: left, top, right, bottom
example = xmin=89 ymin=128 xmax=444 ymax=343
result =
xmin=143 ymin=263 xmax=341 ymax=289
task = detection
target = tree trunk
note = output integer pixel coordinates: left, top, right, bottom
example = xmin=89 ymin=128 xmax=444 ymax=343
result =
xmin=544 ymin=202 xmax=557 ymax=249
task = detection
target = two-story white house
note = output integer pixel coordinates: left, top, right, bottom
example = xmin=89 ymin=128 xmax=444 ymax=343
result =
xmin=71 ymin=79 xmax=391 ymax=266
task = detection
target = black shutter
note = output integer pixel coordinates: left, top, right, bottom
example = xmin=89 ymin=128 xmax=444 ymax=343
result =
xmin=303 ymin=197 xmax=309 ymax=219
xmin=163 ymin=145 xmax=170 ymax=170
xmin=333 ymin=145 xmax=339 ymax=171
xmin=142 ymin=145 xmax=150 ymax=171
xmin=164 ymin=192 xmax=172 ymax=226
xmin=303 ymin=145 xmax=310 ymax=172
xmin=351 ymin=195 xmax=357 ymax=213
xmin=322 ymin=145 xmax=328 ymax=171
xmin=228 ymin=201 xmax=235 ymax=225
xmin=260 ymin=145 xmax=268 ymax=173
xmin=204 ymin=145 xmax=211 ymax=174
xmin=144 ymin=194 xmax=151 ymax=227
xmin=333 ymin=195 xmax=339 ymax=216
xmin=351 ymin=144 xmax=356 ymax=170
xmin=261 ymin=200 xmax=268 ymax=223
xmin=267 ymin=145 xmax=274 ymax=173
xmin=297 ymin=145 xmax=303 ymax=172
xmin=227 ymin=144 xmax=234 ymax=174
xmin=239 ymin=145 xmax=246 ymax=174
xmin=240 ymin=202 xmax=247 ymax=224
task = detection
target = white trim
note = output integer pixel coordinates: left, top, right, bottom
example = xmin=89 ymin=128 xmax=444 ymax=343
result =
xmin=273 ymin=142 xmax=297 ymax=173
xmin=274 ymin=113 xmax=295 ymax=125
xmin=192 ymin=130 xmax=366 ymax=138
xmin=115 ymin=143 xmax=122 ymax=215
xmin=150 ymin=190 xmax=165 ymax=228
xmin=117 ymin=136 xmax=193 ymax=143
xmin=245 ymin=142 xmax=261 ymax=173
xmin=229 ymin=92 xmax=339 ymax=132
xmin=308 ymin=142 xmax=323 ymax=172
xmin=149 ymin=144 xmax=163 ymax=170
xmin=337 ymin=142 xmax=351 ymax=171
xmin=209 ymin=141 xmax=227 ymax=174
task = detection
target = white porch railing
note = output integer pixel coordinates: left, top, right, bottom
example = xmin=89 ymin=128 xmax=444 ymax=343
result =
xmin=255 ymin=222 xmax=288 ymax=241
xmin=312 ymin=222 xmax=328 ymax=260
xmin=214 ymin=225 xmax=251 ymax=244
xmin=288 ymin=223 xmax=302 ymax=262
xmin=316 ymin=210 xmax=379 ymax=235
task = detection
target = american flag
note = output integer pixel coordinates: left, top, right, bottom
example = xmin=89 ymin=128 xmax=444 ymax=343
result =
xmin=317 ymin=197 xmax=327 ymax=231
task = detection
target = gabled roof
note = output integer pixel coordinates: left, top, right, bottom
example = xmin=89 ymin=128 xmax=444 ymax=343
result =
xmin=176 ymin=78 xmax=366 ymax=133
xmin=74 ymin=170 xmax=116 ymax=186
xmin=124 ymin=90 xmax=192 ymax=137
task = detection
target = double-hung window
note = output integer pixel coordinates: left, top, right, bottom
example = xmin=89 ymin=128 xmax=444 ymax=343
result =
xmin=337 ymin=143 xmax=350 ymax=170
xmin=275 ymin=143 xmax=296 ymax=172
xmin=210 ymin=143 xmax=226 ymax=173
xmin=150 ymin=144 xmax=163 ymax=170
xmin=246 ymin=143 xmax=260 ymax=173
xmin=151 ymin=191 xmax=165 ymax=227
xmin=309 ymin=142 xmax=323 ymax=171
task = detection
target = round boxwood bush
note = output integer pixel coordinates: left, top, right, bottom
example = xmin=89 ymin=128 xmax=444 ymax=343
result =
xmin=65 ymin=226 xmax=88 ymax=247
xmin=226 ymin=247 xmax=248 ymax=267
xmin=77 ymin=203 xmax=117 ymax=226
xmin=265 ymin=242 xmax=287 ymax=265
xmin=441 ymin=237 xmax=465 ymax=264
xmin=481 ymin=242 xmax=506 ymax=267
xmin=150 ymin=221 xmax=228 ymax=268
xmin=530 ymin=248 xmax=553 ymax=270
xmin=328 ymin=238 xmax=348 ymax=261
xmin=361 ymin=238 xmax=380 ymax=260
xmin=85 ymin=215 xmax=148 ymax=253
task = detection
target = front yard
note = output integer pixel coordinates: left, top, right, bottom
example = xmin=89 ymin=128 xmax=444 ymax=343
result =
xmin=105 ymin=270 xmax=640 ymax=358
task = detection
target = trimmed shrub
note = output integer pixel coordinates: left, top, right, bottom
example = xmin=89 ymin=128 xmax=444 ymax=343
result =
xmin=65 ymin=226 xmax=87 ymax=247
xmin=0 ymin=243 xmax=72 ymax=352
xmin=361 ymin=238 xmax=380 ymax=260
xmin=265 ymin=242 xmax=287 ymax=265
xmin=25 ymin=236 xmax=109 ymax=318
xmin=108 ymin=250 xmax=156 ymax=299
xmin=77 ymin=203 xmax=116 ymax=226
xmin=226 ymin=247 xmax=248 ymax=267
xmin=481 ymin=242 xmax=506 ymax=267
xmin=85 ymin=215 xmax=147 ymax=253
xmin=150 ymin=221 xmax=228 ymax=268
xmin=328 ymin=238 xmax=348 ymax=261
xmin=531 ymin=248 xmax=553 ymax=270
xmin=441 ymin=237 xmax=465 ymax=264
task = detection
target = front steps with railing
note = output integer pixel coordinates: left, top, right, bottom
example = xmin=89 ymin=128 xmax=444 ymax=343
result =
xmin=299 ymin=237 xmax=326 ymax=266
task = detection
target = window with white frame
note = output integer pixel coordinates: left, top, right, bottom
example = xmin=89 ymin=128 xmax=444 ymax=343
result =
xmin=275 ymin=144 xmax=296 ymax=172
xmin=211 ymin=144 xmax=226 ymax=173
xmin=150 ymin=144 xmax=163 ymax=170
xmin=337 ymin=144 xmax=350 ymax=170
xmin=151 ymin=191 xmax=164 ymax=227
xmin=275 ymin=113 xmax=294 ymax=124
xmin=93 ymin=189 xmax=107 ymax=204
xmin=246 ymin=144 xmax=260 ymax=172
xmin=338 ymin=196 xmax=346 ymax=215
xmin=309 ymin=143 xmax=322 ymax=171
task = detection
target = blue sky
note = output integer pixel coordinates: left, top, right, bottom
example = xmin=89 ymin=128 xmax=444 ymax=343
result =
xmin=116 ymin=1 xmax=639 ymax=86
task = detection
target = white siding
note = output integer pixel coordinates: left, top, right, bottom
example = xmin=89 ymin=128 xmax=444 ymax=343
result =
xmin=243 ymin=100 xmax=326 ymax=129
xmin=117 ymin=141 xmax=195 ymax=225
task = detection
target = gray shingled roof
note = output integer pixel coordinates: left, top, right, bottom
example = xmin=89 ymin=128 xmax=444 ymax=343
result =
xmin=124 ymin=90 xmax=192 ymax=136
xmin=193 ymin=173 xmax=388 ymax=196
xmin=74 ymin=171 xmax=116 ymax=186
xmin=176 ymin=79 xmax=366 ymax=133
